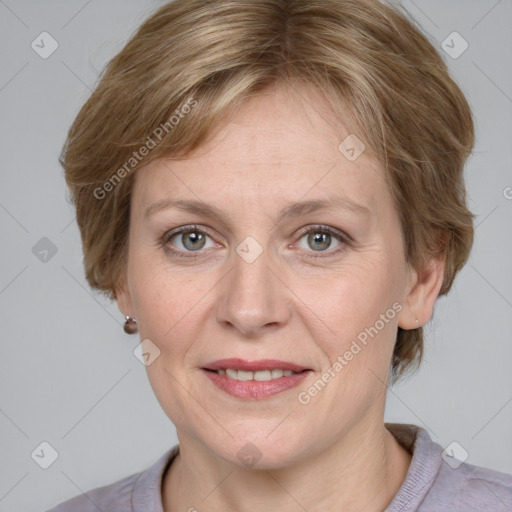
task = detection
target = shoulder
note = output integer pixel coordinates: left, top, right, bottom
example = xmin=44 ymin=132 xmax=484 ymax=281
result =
xmin=45 ymin=472 xmax=139 ymax=512
xmin=385 ymin=423 xmax=512 ymax=512
xmin=45 ymin=446 xmax=179 ymax=512
xmin=422 ymin=458 xmax=512 ymax=511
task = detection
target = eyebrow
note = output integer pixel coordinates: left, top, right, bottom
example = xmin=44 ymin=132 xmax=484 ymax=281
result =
xmin=143 ymin=196 xmax=372 ymax=227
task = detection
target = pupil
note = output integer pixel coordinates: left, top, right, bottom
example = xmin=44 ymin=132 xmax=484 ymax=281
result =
xmin=184 ymin=231 xmax=205 ymax=250
xmin=309 ymin=232 xmax=330 ymax=251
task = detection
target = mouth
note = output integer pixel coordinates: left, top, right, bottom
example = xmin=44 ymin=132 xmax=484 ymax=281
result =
xmin=201 ymin=358 xmax=312 ymax=399
xmin=207 ymin=368 xmax=299 ymax=381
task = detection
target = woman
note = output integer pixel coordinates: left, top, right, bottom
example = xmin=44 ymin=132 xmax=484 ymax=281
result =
xmin=48 ymin=0 xmax=512 ymax=510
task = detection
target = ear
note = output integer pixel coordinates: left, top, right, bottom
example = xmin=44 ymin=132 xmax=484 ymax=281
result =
xmin=115 ymin=275 xmax=134 ymax=318
xmin=397 ymin=252 xmax=446 ymax=330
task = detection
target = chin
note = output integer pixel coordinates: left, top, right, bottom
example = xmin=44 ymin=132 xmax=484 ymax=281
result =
xmin=204 ymin=428 xmax=312 ymax=471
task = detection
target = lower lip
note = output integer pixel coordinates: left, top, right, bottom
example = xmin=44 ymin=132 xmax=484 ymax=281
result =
xmin=201 ymin=369 xmax=311 ymax=399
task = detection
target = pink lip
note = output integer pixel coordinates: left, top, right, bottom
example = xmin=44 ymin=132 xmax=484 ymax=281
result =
xmin=203 ymin=358 xmax=310 ymax=372
xmin=201 ymin=358 xmax=312 ymax=400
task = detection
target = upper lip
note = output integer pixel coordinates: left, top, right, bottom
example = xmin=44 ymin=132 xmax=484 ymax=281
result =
xmin=203 ymin=358 xmax=310 ymax=372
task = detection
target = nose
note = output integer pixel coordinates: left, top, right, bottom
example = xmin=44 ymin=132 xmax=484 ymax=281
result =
xmin=215 ymin=243 xmax=292 ymax=337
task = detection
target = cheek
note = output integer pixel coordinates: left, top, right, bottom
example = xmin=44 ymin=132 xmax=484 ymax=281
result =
xmin=129 ymin=262 xmax=211 ymax=428
xmin=298 ymin=255 xmax=400 ymax=340
xmin=291 ymin=260 xmax=403 ymax=403
xmin=128 ymin=250 xmax=212 ymax=341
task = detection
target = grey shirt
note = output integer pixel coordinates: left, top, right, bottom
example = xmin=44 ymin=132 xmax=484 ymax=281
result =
xmin=46 ymin=423 xmax=512 ymax=511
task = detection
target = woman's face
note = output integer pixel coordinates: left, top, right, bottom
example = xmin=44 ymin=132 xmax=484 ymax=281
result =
xmin=117 ymin=83 xmax=437 ymax=468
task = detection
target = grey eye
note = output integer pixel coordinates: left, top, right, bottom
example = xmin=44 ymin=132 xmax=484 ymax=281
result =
xmin=169 ymin=230 xmax=214 ymax=252
xmin=297 ymin=230 xmax=341 ymax=252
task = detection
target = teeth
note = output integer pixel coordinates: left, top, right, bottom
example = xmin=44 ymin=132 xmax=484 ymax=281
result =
xmin=237 ymin=370 xmax=253 ymax=381
xmin=254 ymin=370 xmax=272 ymax=381
xmin=226 ymin=369 xmax=237 ymax=379
xmin=216 ymin=369 xmax=298 ymax=381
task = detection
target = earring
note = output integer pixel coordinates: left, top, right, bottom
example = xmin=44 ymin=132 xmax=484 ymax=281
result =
xmin=124 ymin=315 xmax=138 ymax=334
xmin=416 ymin=318 xmax=420 ymax=328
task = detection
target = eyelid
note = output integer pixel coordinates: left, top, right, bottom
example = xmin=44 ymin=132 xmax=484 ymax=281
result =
xmin=294 ymin=224 xmax=352 ymax=245
xmin=162 ymin=224 xmax=215 ymax=243
xmin=290 ymin=224 xmax=351 ymax=260
xmin=163 ymin=223 xmax=351 ymax=242
xmin=162 ymin=224 xmax=222 ymax=252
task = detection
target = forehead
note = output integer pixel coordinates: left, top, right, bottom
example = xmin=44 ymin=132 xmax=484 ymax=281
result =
xmin=183 ymin=83 xmax=359 ymax=165
xmin=132 ymin=83 xmax=389 ymax=218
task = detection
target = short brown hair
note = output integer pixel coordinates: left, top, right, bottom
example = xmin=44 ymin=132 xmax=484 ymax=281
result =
xmin=60 ymin=0 xmax=475 ymax=385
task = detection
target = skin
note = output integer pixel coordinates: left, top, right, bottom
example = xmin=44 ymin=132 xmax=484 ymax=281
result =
xmin=116 ymin=82 xmax=445 ymax=511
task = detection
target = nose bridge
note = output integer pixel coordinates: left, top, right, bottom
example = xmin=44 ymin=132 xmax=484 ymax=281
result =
xmin=215 ymin=236 xmax=290 ymax=335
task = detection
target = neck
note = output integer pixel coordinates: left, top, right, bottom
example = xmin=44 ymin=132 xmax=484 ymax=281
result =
xmin=162 ymin=420 xmax=412 ymax=511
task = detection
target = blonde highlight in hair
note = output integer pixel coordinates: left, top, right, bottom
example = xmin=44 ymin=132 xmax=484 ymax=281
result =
xmin=61 ymin=0 xmax=475 ymax=384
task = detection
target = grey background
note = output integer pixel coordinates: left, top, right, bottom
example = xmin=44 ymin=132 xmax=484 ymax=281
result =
xmin=0 ymin=1 xmax=511 ymax=511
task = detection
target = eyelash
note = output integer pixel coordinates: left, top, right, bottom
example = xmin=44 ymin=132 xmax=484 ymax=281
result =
xmin=160 ymin=224 xmax=350 ymax=260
